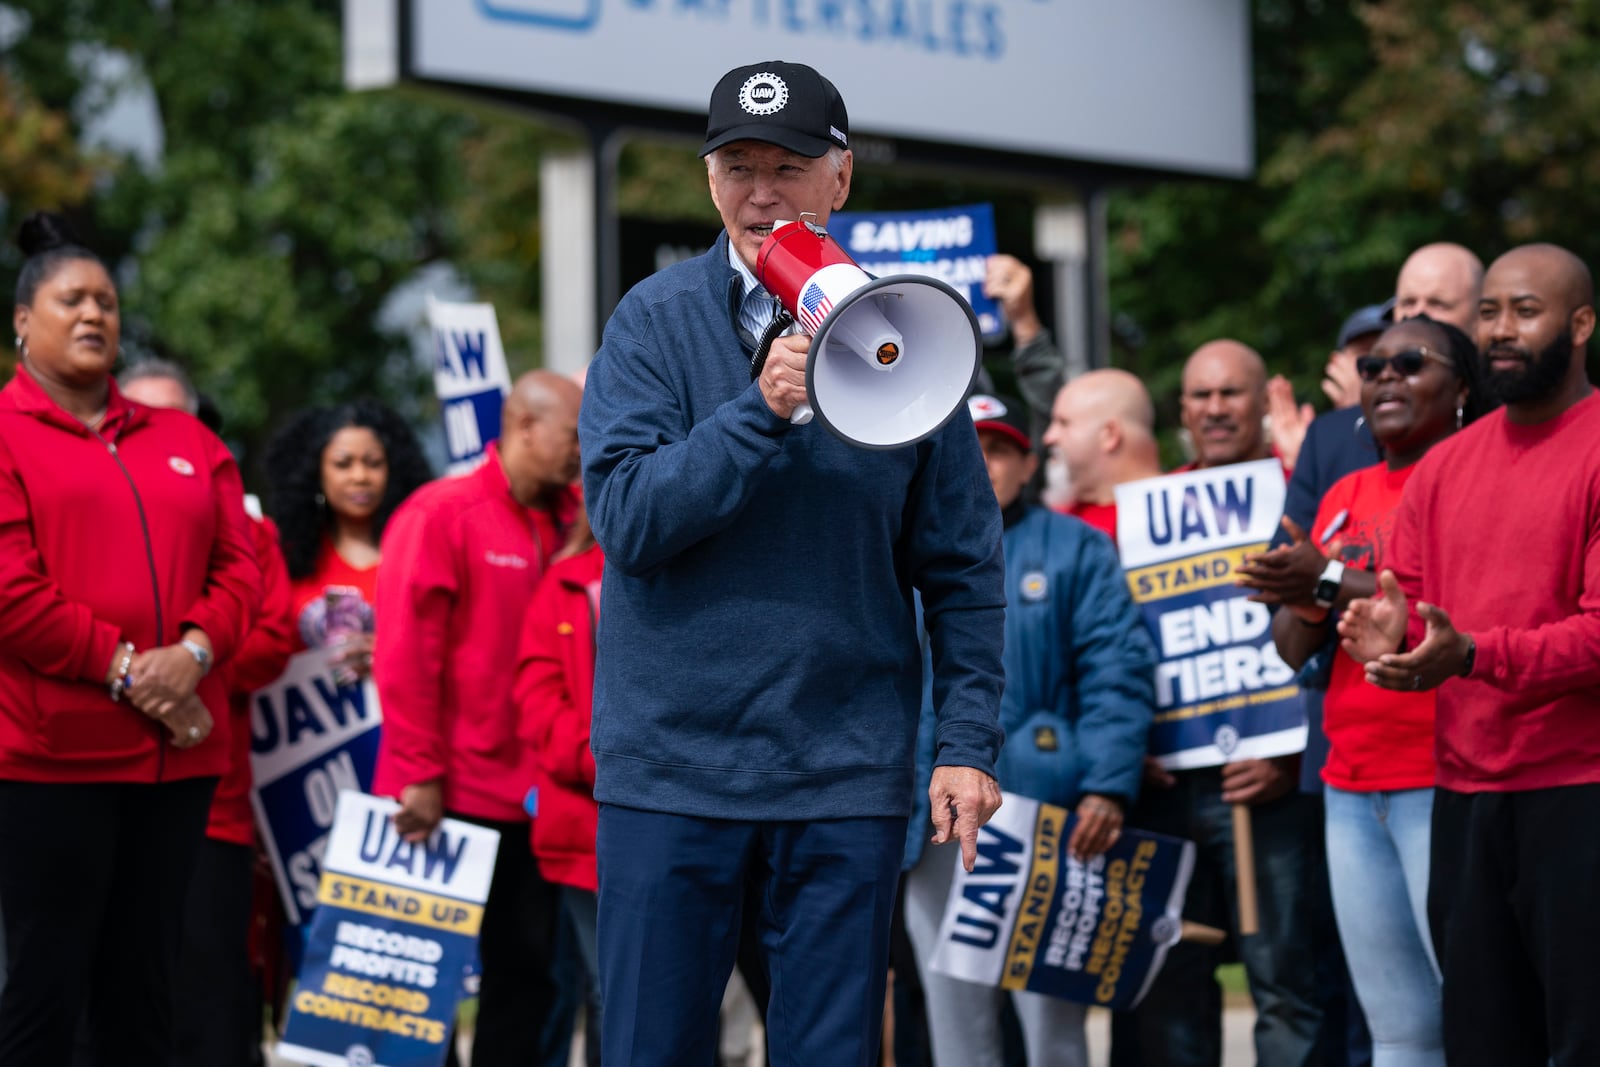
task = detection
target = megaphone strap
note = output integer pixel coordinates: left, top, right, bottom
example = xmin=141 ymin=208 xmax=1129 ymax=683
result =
xmin=748 ymin=308 xmax=795 ymax=381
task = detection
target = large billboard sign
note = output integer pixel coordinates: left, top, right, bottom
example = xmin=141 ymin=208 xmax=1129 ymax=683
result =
xmin=346 ymin=0 xmax=1252 ymax=178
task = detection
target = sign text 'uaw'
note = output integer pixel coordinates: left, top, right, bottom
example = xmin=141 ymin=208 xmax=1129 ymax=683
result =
xmin=1115 ymin=461 xmax=1306 ymax=770
xmin=277 ymin=791 xmax=499 ymax=1067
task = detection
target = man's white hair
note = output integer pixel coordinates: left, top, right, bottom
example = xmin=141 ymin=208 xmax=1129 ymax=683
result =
xmin=706 ymin=145 xmax=848 ymax=173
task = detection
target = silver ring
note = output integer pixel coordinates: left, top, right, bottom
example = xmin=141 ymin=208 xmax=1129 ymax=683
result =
xmin=1412 ymin=675 xmax=1421 ymax=691
xmin=188 ymin=725 xmax=201 ymax=739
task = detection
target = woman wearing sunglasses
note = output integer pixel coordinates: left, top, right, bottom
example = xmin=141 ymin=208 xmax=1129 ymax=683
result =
xmin=1263 ymin=315 xmax=1493 ymax=1066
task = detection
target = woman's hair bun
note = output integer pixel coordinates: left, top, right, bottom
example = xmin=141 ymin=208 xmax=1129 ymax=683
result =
xmin=17 ymin=211 xmax=84 ymax=259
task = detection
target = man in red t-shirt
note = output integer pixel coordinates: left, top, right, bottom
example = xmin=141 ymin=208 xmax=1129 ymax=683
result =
xmin=1341 ymin=243 xmax=1600 ymax=1065
xmin=1040 ymin=369 xmax=1162 ymax=542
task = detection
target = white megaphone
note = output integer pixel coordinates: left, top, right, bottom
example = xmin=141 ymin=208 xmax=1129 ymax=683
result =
xmin=755 ymin=216 xmax=983 ymax=449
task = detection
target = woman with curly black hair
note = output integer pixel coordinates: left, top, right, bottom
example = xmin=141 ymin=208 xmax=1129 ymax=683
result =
xmin=264 ymin=400 xmax=432 ymax=682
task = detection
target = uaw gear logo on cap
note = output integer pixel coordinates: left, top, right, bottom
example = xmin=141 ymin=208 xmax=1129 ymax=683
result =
xmin=739 ymin=72 xmax=789 ymax=116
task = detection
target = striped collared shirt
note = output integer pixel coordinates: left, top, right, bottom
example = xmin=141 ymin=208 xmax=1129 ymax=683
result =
xmin=729 ymin=243 xmax=785 ymax=341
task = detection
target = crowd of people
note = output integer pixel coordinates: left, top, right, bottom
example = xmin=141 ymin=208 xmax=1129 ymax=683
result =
xmin=1 ymin=56 xmax=1595 ymax=1067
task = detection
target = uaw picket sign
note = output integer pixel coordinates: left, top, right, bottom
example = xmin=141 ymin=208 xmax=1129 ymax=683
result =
xmin=428 ymin=297 xmax=512 ymax=475
xmin=251 ymin=649 xmax=384 ymax=936
xmin=1114 ymin=460 xmax=1306 ymax=769
xmin=277 ymin=791 xmax=499 ymax=1067
xmin=930 ymin=792 xmax=1195 ymax=1009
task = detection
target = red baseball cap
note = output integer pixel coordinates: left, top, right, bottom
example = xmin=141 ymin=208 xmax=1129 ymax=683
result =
xmin=967 ymin=394 xmax=1032 ymax=452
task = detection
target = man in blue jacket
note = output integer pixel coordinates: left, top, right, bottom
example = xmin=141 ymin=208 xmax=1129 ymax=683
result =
xmin=579 ymin=60 xmax=1007 ymax=1066
xmin=903 ymin=394 xmax=1155 ymax=1067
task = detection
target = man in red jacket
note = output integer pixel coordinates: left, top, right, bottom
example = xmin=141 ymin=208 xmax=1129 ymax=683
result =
xmin=373 ymin=369 xmax=582 ymax=1067
xmin=1341 ymin=243 xmax=1600 ymax=1066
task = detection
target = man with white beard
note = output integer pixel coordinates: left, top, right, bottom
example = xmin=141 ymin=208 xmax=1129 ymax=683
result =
xmin=1040 ymin=369 xmax=1164 ymax=542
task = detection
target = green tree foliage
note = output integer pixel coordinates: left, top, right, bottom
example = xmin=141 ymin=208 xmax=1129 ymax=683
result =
xmin=1105 ymin=0 xmax=1379 ymax=414
xmin=453 ymin=112 xmax=563 ymax=373
xmin=118 ymin=87 xmax=473 ymax=438
xmin=1108 ymin=0 xmax=1600 ymax=417
xmin=0 ymin=73 xmax=93 ymax=222
xmin=0 ymin=72 xmax=98 ymax=381
xmin=0 ymin=0 xmax=564 ymax=473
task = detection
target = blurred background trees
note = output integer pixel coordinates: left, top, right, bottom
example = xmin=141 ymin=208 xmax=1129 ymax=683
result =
xmin=1108 ymin=0 xmax=1600 ymax=415
xmin=4 ymin=0 xmax=1599 ymax=480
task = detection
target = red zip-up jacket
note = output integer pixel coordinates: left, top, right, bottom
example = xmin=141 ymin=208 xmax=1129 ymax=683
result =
xmin=208 ymin=512 xmax=295 ymax=845
xmin=373 ymin=446 xmax=579 ymax=822
xmin=515 ymin=544 xmax=602 ymax=892
xmin=0 ymin=368 xmax=260 ymax=783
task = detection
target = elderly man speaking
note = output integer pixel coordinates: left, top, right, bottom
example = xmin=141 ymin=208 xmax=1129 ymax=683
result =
xmin=579 ymin=60 xmax=1007 ymax=1065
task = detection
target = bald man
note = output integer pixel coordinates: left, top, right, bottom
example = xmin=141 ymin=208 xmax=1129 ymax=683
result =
xmin=1267 ymin=239 xmax=1487 ymax=572
xmin=374 ymin=369 xmax=583 ymax=1067
xmin=1394 ymin=242 xmax=1485 ymax=332
xmin=1113 ymin=339 xmax=1323 ymax=1067
xmin=1041 ymin=369 xmax=1162 ymax=540
xmin=1176 ymin=340 xmax=1273 ymax=470
xmin=1273 ymin=240 xmax=1487 ymax=571
xmin=1339 ymin=243 xmax=1600 ymax=1066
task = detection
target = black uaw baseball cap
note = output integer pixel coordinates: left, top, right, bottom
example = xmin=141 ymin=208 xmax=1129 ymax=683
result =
xmin=699 ymin=61 xmax=850 ymax=159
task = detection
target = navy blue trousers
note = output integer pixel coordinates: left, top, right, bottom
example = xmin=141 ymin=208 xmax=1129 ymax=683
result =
xmin=596 ymin=805 xmax=905 ymax=1067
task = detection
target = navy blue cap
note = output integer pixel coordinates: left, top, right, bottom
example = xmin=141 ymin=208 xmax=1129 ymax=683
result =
xmin=1336 ymin=297 xmax=1396 ymax=348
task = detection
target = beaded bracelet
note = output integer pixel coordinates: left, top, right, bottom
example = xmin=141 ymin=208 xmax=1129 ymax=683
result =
xmin=108 ymin=642 xmax=135 ymax=702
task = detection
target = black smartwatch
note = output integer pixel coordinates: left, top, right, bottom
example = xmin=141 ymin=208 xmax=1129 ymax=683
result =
xmin=1313 ymin=560 xmax=1345 ymax=609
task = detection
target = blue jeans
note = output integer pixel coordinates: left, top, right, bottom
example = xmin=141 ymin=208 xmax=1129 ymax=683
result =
xmin=1111 ymin=767 xmax=1323 ymax=1067
xmin=1324 ymin=787 xmax=1442 ymax=1067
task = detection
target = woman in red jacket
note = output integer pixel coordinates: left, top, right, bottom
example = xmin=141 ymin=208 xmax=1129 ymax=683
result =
xmin=0 ymin=214 xmax=259 ymax=1066
xmin=515 ymin=515 xmax=603 ymax=1066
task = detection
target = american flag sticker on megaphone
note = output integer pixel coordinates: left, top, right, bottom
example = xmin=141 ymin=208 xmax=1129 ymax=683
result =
xmin=798 ymin=282 xmax=835 ymax=335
